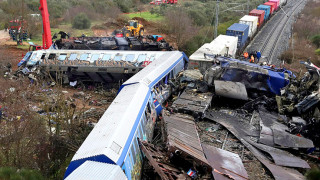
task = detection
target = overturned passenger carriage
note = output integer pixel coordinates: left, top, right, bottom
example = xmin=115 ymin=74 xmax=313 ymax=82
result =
xmin=64 ymin=51 xmax=188 ymax=180
xmin=20 ymin=50 xmax=175 ymax=84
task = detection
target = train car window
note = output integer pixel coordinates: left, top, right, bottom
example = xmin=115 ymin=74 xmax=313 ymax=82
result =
xmin=41 ymin=53 xmax=46 ymax=59
xmin=80 ymin=53 xmax=89 ymax=60
xmin=30 ymin=53 xmax=38 ymax=61
xmin=133 ymin=139 xmax=139 ymax=155
xmin=102 ymin=54 xmax=111 ymax=61
xmin=138 ymin=125 xmax=143 ymax=138
xmin=58 ymin=54 xmax=67 ymax=61
xmin=91 ymin=54 xmax=100 ymax=61
xmin=137 ymin=54 xmax=147 ymax=62
xmin=149 ymin=56 xmax=155 ymax=62
xmin=114 ymin=55 xmax=122 ymax=61
xmin=125 ymin=54 xmax=135 ymax=62
xmin=128 ymin=153 xmax=134 ymax=167
xmin=48 ymin=53 xmax=56 ymax=60
xmin=69 ymin=53 xmax=77 ymax=60
xmin=130 ymin=146 xmax=136 ymax=164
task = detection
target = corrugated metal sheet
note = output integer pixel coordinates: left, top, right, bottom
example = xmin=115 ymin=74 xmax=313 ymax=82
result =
xmin=65 ymin=161 xmax=127 ymax=180
xmin=164 ymin=113 xmax=210 ymax=166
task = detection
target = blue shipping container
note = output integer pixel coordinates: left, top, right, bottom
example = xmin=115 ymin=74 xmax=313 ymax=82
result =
xmin=226 ymin=23 xmax=249 ymax=49
xmin=257 ymin=5 xmax=271 ymax=20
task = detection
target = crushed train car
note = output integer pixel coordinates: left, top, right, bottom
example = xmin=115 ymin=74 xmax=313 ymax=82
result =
xmin=203 ymin=56 xmax=294 ymax=99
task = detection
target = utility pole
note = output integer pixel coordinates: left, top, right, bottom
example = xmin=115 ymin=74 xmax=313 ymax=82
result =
xmin=247 ymin=0 xmax=250 ymax=14
xmin=215 ymin=0 xmax=220 ymax=38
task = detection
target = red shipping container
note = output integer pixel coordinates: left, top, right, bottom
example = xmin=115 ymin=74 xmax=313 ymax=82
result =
xmin=269 ymin=0 xmax=280 ymax=10
xmin=249 ymin=9 xmax=265 ymax=28
xmin=268 ymin=1 xmax=278 ymax=11
xmin=264 ymin=2 xmax=276 ymax=14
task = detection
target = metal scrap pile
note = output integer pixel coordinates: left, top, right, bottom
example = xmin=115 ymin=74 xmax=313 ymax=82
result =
xmin=140 ymin=57 xmax=320 ymax=180
xmin=54 ymin=35 xmax=173 ymax=51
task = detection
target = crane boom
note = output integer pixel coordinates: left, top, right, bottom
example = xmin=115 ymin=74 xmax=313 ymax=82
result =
xmin=39 ymin=0 xmax=52 ymax=49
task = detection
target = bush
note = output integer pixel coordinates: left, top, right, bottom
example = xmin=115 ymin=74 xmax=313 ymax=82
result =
xmin=311 ymin=35 xmax=320 ymax=48
xmin=72 ymin=13 xmax=91 ymax=29
xmin=316 ymin=49 xmax=320 ymax=56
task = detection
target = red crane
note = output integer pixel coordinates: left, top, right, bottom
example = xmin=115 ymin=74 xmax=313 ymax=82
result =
xmin=39 ymin=0 xmax=52 ymax=49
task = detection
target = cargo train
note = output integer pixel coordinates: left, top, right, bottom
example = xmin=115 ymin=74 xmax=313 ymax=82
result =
xmin=189 ymin=0 xmax=288 ymax=72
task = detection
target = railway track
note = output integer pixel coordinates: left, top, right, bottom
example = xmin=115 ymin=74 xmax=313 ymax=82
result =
xmin=247 ymin=0 xmax=306 ymax=64
xmin=261 ymin=0 xmax=305 ymax=64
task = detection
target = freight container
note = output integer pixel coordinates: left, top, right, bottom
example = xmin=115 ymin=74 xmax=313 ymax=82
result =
xmin=239 ymin=15 xmax=258 ymax=38
xmin=264 ymin=2 xmax=276 ymax=14
xmin=257 ymin=5 xmax=271 ymax=20
xmin=226 ymin=23 xmax=249 ymax=49
xmin=189 ymin=35 xmax=238 ymax=72
xmin=249 ymin=9 xmax=265 ymax=28
xmin=269 ymin=0 xmax=280 ymax=10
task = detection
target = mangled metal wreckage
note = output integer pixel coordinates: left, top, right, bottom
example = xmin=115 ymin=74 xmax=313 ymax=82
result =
xmin=203 ymin=56 xmax=295 ymax=100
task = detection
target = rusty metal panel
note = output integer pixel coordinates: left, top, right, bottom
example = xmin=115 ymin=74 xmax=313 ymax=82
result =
xmin=163 ymin=113 xmax=210 ymax=166
xmin=138 ymin=139 xmax=186 ymax=180
xmin=202 ymin=144 xmax=249 ymax=180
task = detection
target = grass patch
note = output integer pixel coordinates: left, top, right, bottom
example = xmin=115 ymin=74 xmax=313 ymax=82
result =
xmin=126 ymin=11 xmax=164 ymax=21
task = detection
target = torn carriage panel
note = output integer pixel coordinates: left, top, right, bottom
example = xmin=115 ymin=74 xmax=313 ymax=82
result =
xmin=202 ymin=144 xmax=249 ymax=180
xmin=205 ymin=56 xmax=294 ymax=95
xmin=171 ymin=89 xmax=213 ymax=117
xmin=163 ymin=113 xmax=211 ymax=168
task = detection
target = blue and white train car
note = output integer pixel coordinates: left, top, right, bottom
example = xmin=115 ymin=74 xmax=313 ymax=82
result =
xmin=64 ymin=51 xmax=188 ymax=180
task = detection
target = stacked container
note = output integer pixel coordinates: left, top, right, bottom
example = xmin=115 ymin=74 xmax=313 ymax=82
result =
xmin=269 ymin=0 xmax=280 ymax=10
xmin=249 ymin=9 xmax=265 ymax=28
xmin=257 ymin=5 xmax=271 ymax=20
xmin=226 ymin=23 xmax=249 ymax=49
xmin=264 ymin=2 xmax=276 ymax=14
xmin=239 ymin=15 xmax=258 ymax=38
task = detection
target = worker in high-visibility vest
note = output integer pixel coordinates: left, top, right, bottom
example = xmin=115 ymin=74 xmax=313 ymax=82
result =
xmin=250 ymin=55 xmax=255 ymax=63
xmin=244 ymin=52 xmax=249 ymax=60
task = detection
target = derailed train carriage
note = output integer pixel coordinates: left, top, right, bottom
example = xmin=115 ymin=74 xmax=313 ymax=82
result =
xmin=18 ymin=50 xmax=174 ymax=84
xmin=64 ymin=51 xmax=188 ymax=180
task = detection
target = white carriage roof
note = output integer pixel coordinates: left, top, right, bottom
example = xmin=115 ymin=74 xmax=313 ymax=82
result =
xmin=123 ymin=51 xmax=187 ymax=86
xmin=189 ymin=35 xmax=238 ymax=62
xmin=72 ymin=83 xmax=149 ymax=163
xmin=34 ymin=49 xmax=169 ymax=56
xmin=65 ymin=161 xmax=127 ymax=180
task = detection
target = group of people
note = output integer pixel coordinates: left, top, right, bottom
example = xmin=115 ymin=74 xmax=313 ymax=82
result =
xmin=243 ymin=51 xmax=261 ymax=63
